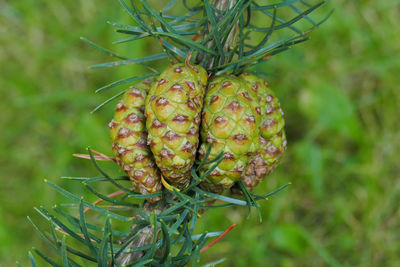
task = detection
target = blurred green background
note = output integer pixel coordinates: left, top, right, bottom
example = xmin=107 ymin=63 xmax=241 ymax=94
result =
xmin=1 ymin=0 xmax=399 ymax=266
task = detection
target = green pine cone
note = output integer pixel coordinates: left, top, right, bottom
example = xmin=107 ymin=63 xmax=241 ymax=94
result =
xmin=198 ymin=75 xmax=261 ymax=189
xmin=109 ymin=80 xmax=162 ymax=202
xmin=238 ymin=73 xmax=287 ymax=190
xmin=145 ymin=63 xmax=208 ymax=189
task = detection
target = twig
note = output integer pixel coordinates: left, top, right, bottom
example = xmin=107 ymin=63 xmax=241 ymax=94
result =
xmin=73 ymin=149 xmax=115 ymax=162
xmin=200 ymin=224 xmax=236 ymax=253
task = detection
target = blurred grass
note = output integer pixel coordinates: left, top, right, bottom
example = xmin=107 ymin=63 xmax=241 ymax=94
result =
xmin=0 ymin=0 xmax=399 ymax=266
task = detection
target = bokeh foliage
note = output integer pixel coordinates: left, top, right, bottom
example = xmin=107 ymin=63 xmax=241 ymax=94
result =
xmin=1 ymin=0 xmax=399 ymax=266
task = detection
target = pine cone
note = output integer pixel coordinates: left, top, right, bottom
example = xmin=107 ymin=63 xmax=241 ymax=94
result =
xmin=145 ymin=63 xmax=208 ymax=189
xmin=109 ymin=80 xmax=162 ymax=202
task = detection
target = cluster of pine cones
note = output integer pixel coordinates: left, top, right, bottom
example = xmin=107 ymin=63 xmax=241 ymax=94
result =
xmin=109 ymin=62 xmax=286 ymax=202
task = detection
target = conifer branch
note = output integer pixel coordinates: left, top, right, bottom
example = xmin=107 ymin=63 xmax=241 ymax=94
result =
xmin=28 ymin=1 xmax=331 ymax=266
